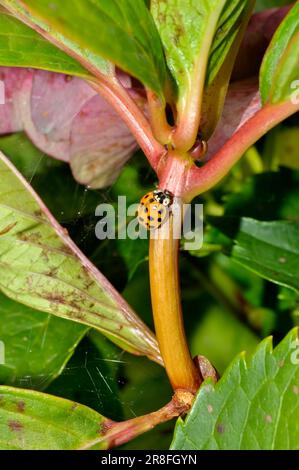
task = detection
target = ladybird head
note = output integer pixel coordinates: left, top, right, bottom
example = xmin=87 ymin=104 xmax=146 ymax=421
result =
xmin=153 ymin=189 xmax=162 ymax=202
xmin=153 ymin=189 xmax=173 ymax=207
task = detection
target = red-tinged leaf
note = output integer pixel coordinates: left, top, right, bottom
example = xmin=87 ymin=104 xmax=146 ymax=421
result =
xmin=30 ymin=71 xmax=96 ymax=147
xmin=24 ymin=70 xmax=94 ymax=162
xmin=0 ymin=67 xmax=27 ymax=134
xmin=233 ymin=5 xmax=292 ymax=80
xmin=205 ymin=79 xmax=261 ymax=160
xmin=70 ymin=93 xmax=138 ymax=188
xmin=0 ymin=67 xmax=139 ymax=188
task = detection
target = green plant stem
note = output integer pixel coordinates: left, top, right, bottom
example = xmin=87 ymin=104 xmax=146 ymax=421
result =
xmin=149 ymin=199 xmax=201 ymax=393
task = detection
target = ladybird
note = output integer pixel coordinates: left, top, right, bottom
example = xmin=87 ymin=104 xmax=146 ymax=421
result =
xmin=137 ymin=189 xmax=173 ymax=230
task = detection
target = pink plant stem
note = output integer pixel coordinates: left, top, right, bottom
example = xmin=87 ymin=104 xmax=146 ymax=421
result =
xmin=157 ymin=151 xmax=194 ymax=197
xmin=184 ymin=100 xmax=299 ymax=201
xmin=80 ymin=391 xmax=194 ymax=450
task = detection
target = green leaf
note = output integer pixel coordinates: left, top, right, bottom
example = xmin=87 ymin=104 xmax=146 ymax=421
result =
xmin=0 ymin=292 xmax=87 ymax=389
xmin=171 ymin=328 xmax=299 ymax=450
xmin=0 ymin=151 xmax=160 ymax=363
xmin=151 ymin=1 xmax=253 ymax=113
xmin=210 ymin=216 xmax=299 ymax=294
xmin=201 ymin=1 xmax=255 ymax=139
xmin=206 ymin=0 xmax=253 ymax=86
xmin=260 ymin=1 xmax=299 ymax=104
xmin=2 ymin=0 xmax=167 ymax=98
xmin=151 ymin=0 xmax=224 ymax=95
xmin=0 ymin=386 xmax=109 ymax=449
xmin=0 ymin=6 xmax=91 ymax=77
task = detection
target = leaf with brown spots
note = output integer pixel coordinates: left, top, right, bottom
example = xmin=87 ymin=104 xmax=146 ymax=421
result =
xmin=171 ymin=328 xmax=299 ymax=450
xmin=0 ymin=151 xmax=161 ymax=363
xmin=0 ymin=386 xmax=110 ymax=449
xmin=0 ymin=290 xmax=88 ymax=390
